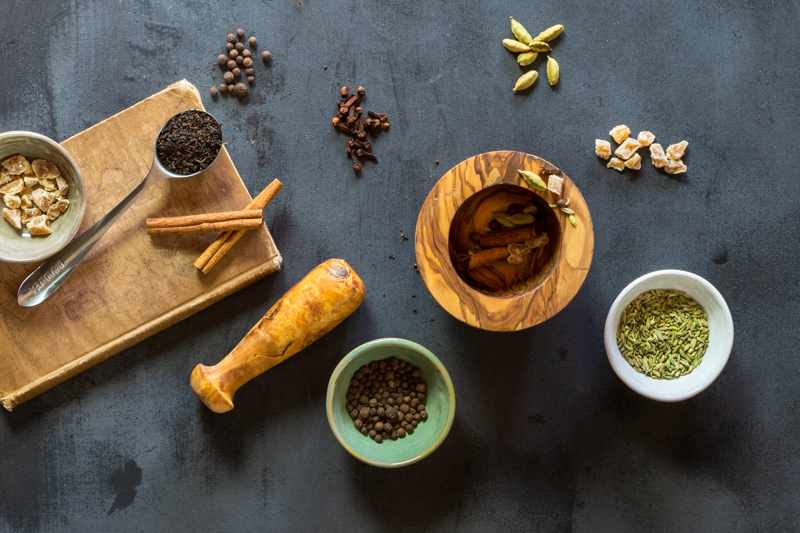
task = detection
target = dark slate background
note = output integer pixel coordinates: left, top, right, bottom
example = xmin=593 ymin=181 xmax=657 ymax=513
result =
xmin=1 ymin=0 xmax=799 ymax=531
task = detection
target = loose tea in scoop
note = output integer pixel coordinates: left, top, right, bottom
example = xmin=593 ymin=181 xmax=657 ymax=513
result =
xmin=156 ymin=110 xmax=223 ymax=175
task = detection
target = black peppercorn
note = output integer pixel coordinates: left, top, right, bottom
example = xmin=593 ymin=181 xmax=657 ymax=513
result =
xmin=236 ymin=28 xmax=244 ymax=39
xmin=235 ymin=42 xmax=244 ymax=52
xmin=227 ymin=33 xmax=236 ymax=43
xmin=225 ymin=42 xmax=234 ymax=52
xmin=249 ymin=36 xmax=257 ymax=46
xmin=261 ymin=50 xmax=271 ymax=62
xmin=210 ymin=86 xmax=218 ymax=96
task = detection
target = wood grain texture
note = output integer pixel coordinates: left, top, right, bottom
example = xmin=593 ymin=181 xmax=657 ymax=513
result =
xmin=0 ymin=80 xmax=282 ymax=410
xmin=415 ymin=151 xmax=593 ymax=332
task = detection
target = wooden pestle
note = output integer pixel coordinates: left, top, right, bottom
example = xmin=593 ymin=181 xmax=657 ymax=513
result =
xmin=190 ymin=258 xmax=366 ymax=413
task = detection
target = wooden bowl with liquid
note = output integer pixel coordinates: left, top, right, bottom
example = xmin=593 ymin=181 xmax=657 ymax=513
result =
xmin=415 ymin=151 xmax=594 ymax=331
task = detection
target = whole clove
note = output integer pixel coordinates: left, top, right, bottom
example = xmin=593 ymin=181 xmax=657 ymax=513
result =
xmin=332 ymin=85 xmax=390 ymax=174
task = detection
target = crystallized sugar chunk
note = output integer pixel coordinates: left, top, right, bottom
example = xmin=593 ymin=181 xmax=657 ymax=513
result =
xmin=609 ymin=125 xmax=630 ymax=144
xmin=3 ymin=194 xmax=21 ymax=209
xmin=0 ymin=179 xmax=24 ymax=196
xmin=31 ymin=188 xmax=53 ymax=212
xmin=0 ymin=172 xmax=10 ymax=186
xmin=31 ymin=159 xmax=60 ymax=180
xmin=2 ymin=155 xmax=31 ymax=175
xmin=27 ymin=214 xmax=52 ymax=235
xmin=20 ymin=207 xmax=41 ymax=225
xmin=3 ymin=208 xmax=21 ymax=230
xmin=650 ymin=143 xmax=668 ymax=168
xmin=547 ymin=174 xmax=563 ymax=196
xmin=666 ymin=140 xmax=688 ymax=160
xmin=637 ymin=131 xmax=655 ymax=146
xmin=665 ymin=158 xmax=687 ymax=174
xmin=607 ymin=157 xmax=625 ymax=171
xmin=624 ymin=153 xmax=642 ymax=170
xmin=615 ymin=138 xmax=641 ymax=160
xmin=46 ymin=205 xmax=61 ymax=221
xmin=57 ymin=198 xmax=70 ymax=212
xmin=595 ymin=139 xmax=612 ymax=160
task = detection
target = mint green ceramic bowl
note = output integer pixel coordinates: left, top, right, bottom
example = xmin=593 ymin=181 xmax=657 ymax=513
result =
xmin=326 ymin=338 xmax=456 ymax=468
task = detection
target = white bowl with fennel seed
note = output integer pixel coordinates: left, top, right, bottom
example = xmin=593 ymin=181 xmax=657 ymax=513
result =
xmin=604 ymin=270 xmax=734 ymax=402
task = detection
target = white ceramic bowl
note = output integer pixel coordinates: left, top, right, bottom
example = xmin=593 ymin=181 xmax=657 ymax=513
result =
xmin=604 ymin=270 xmax=734 ymax=402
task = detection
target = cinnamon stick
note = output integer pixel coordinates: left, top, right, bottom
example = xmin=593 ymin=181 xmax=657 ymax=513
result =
xmin=467 ymin=247 xmax=510 ymax=269
xmin=194 ymin=178 xmax=283 ymax=273
xmin=147 ymin=218 xmax=263 ymax=235
xmin=147 ymin=210 xmax=263 ymax=229
xmin=479 ymin=224 xmax=538 ymax=248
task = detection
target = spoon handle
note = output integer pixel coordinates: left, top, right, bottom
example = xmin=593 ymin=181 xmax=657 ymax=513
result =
xmin=17 ymin=171 xmax=160 ymax=307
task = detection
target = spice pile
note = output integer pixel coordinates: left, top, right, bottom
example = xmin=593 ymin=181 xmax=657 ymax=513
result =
xmin=156 ymin=110 xmax=223 ymax=175
xmin=617 ymin=290 xmax=709 ymax=379
xmin=1 ymin=155 xmax=70 ymax=236
xmin=331 ymin=86 xmax=390 ymax=173
xmin=210 ymin=29 xmax=271 ymax=98
xmin=596 ymin=125 xmax=688 ymax=175
xmin=503 ymin=18 xmax=564 ymax=91
xmin=347 ymin=357 xmax=428 ymax=443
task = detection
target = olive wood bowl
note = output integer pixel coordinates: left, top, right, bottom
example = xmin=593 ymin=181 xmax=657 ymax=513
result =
xmin=415 ymin=151 xmax=594 ymax=331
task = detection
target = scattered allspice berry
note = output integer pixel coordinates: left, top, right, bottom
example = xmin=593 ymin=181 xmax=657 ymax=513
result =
xmin=229 ymin=49 xmax=239 ymax=59
xmin=245 ymin=68 xmax=254 ymax=76
xmin=210 ymin=86 xmax=218 ymax=96
xmin=217 ymin=54 xmax=227 ymax=66
xmin=249 ymin=36 xmax=257 ymax=46
xmin=227 ymin=33 xmax=236 ymax=43
xmin=261 ymin=50 xmax=271 ymax=62
xmin=232 ymin=67 xmax=241 ymax=77
xmin=227 ymin=84 xmax=235 ymax=92
xmin=235 ymin=42 xmax=244 ymax=52
xmin=243 ymin=57 xmax=253 ymax=68
xmin=223 ymin=71 xmax=234 ymax=84
xmin=227 ymin=60 xmax=236 ymax=70
xmin=234 ymin=83 xmax=248 ymax=97
xmin=247 ymin=76 xmax=255 ymax=84
xmin=225 ymin=42 xmax=234 ymax=52
xmin=242 ymin=49 xmax=251 ymax=58
xmin=235 ymin=55 xmax=244 ymax=65
xmin=236 ymin=28 xmax=245 ymax=38
xmin=218 ymin=83 xmax=227 ymax=93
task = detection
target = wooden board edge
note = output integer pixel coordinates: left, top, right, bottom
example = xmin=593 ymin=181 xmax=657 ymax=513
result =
xmin=0 ymin=253 xmax=282 ymax=411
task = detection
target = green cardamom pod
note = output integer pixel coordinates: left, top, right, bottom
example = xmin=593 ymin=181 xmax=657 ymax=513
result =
xmin=527 ymin=41 xmax=551 ymax=52
xmin=492 ymin=211 xmax=516 ymax=228
xmin=510 ymin=17 xmax=533 ymax=45
xmin=503 ymin=39 xmax=531 ymax=53
xmin=547 ymin=56 xmax=559 ymax=85
xmin=569 ymin=214 xmax=577 ymax=227
xmin=517 ymin=169 xmax=547 ymax=190
xmin=549 ymin=204 xmax=557 ymax=208
xmin=513 ymin=71 xmax=538 ymax=92
xmin=559 ymin=207 xmax=574 ymax=215
xmin=508 ymin=213 xmax=535 ymax=225
xmin=517 ymin=51 xmax=538 ymax=66
xmin=533 ymin=24 xmax=564 ymax=42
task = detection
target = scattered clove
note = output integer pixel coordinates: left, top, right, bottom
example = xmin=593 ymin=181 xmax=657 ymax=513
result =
xmin=332 ymin=85 xmax=390 ymax=174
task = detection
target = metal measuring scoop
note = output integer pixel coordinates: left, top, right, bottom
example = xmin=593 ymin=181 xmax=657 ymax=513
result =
xmin=17 ymin=109 xmax=222 ymax=307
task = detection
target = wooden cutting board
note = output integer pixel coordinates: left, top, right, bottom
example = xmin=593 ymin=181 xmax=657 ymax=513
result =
xmin=0 ymin=80 xmax=282 ymax=410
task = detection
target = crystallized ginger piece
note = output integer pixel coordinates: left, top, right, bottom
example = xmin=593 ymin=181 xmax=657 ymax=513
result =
xmin=3 ymin=194 xmax=21 ymax=209
xmin=609 ymin=125 xmax=630 ymax=144
xmin=3 ymin=208 xmax=21 ymax=230
xmin=666 ymin=140 xmax=688 ymax=160
xmin=55 ymin=175 xmax=69 ymax=197
xmin=665 ymin=158 xmax=687 ymax=175
xmin=615 ymin=137 xmax=641 ymax=160
xmin=20 ymin=193 xmax=32 ymax=208
xmin=57 ymin=198 xmax=70 ymax=212
xmin=595 ymin=139 xmax=612 ymax=160
xmin=20 ymin=207 xmax=41 ymax=225
xmin=31 ymin=159 xmax=60 ymax=180
xmin=2 ymin=155 xmax=31 ymax=175
xmin=607 ymin=157 xmax=625 ymax=171
xmin=31 ymin=188 xmax=53 ymax=212
xmin=637 ymin=131 xmax=655 ymax=146
xmin=0 ymin=172 xmax=10 ymax=186
xmin=40 ymin=178 xmax=57 ymax=192
xmin=27 ymin=214 xmax=52 ymax=235
xmin=0 ymin=179 xmax=24 ymax=196
xmin=624 ymin=153 xmax=642 ymax=170
xmin=46 ymin=205 xmax=61 ymax=221
xmin=23 ymin=176 xmax=39 ymax=188
xmin=650 ymin=143 xmax=668 ymax=168
xmin=547 ymin=174 xmax=563 ymax=196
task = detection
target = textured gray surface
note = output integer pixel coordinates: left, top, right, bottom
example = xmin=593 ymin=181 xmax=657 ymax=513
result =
xmin=1 ymin=0 xmax=799 ymax=531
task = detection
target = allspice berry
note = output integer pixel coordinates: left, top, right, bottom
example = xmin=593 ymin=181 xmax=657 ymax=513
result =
xmin=223 ymin=71 xmax=234 ymax=84
xmin=249 ymin=36 xmax=257 ymax=46
xmin=218 ymin=83 xmax=227 ymax=93
xmin=245 ymin=68 xmax=255 ymax=76
xmin=242 ymin=49 xmax=251 ymax=58
xmin=225 ymin=42 xmax=234 ymax=52
xmin=229 ymin=49 xmax=239 ymax=59
xmin=232 ymin=67 xmax=241 ymax=77
xmin=236 ymin=55 xmax=244 ymax=65
xmin=235 ymin=42 xmax=244 ymax=52
xmin=210 ymin=86 xmax=218 ymax=96
xmin=247 ymin=76 xmax=255 ymax=84
xmin=243 ymin=57 xmax=253 ymax=68
xmin=217 ymin=54 xmax=227 ymax=66
xmin=227 ymin=60 xmax=237 ymax=70
xmin=227 ymin=33 xmax=236 ymax=43
xmin=556 ymin=199 xmax=566 ymax=208
xmin=234 ymin=83 xmax=248 ymax=97
xmin=236 ymin=28 xmax=244 ymax=39
xmin=227 ymin=84 xmax=235 ymax=92
xmin=261 ymin=50 xmax=271 ymax=62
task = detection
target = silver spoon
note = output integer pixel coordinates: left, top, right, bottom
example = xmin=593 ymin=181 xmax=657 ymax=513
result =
xmin=17 ymin=109 xmax=223 ymax=307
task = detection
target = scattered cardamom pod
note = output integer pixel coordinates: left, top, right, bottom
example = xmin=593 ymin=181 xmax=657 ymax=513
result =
xmin=518 ymin=169 xmax=547 ymax=190
xmin=527 ymin=41 xmax=551 ymax=52
xmin=509 ymin=17 xmax=533 ymax=45
xmin=568 ymin=214 xmax=576 ymax=227
xmin=503 ymin=39 xmax=531 ymax=53
xmin=560 ymin=207 xmax=574 ymax=215
xmin=547 ymin=56 xmax=559 ymax=86
xmin=492 ymin=211 xmax=516 ymax=228
xmin=513 ymin=70 xmax=539 ymax=91
xmin=517 ymin=52 xmax=538 ymax=66
xmin=508 ymin=213 xmax=535 ymax=225
xmin=533 ymin=24 xmax=564 ymax=42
